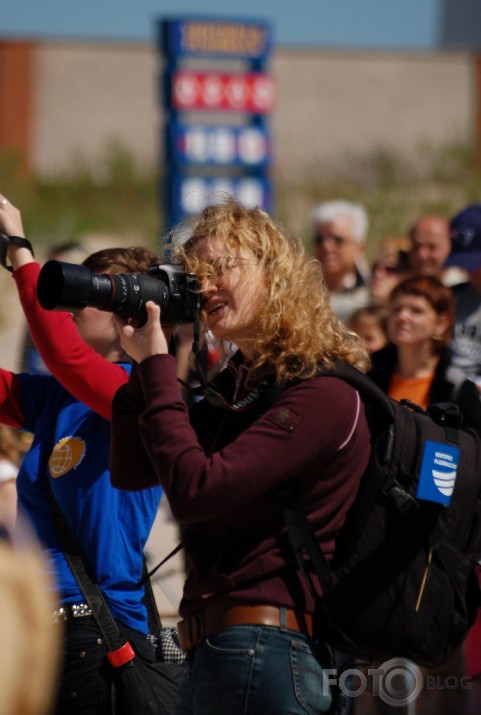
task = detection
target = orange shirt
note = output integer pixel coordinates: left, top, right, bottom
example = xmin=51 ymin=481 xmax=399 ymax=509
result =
xmin=387 ymin=371 xmax=433 ymax=409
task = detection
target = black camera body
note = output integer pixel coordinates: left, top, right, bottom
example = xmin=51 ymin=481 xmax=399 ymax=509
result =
xmin=37 ymin=260 xmax=200 ymax=326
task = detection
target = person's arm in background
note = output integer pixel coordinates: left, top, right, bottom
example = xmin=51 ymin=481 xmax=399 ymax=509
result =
xmin=0 ymin=479 xmax=17 ymax=531
xmin=0 ymin=197 xmax=128 ymax=420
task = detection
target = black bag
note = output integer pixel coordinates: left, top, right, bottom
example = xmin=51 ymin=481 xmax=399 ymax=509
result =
xmin=280 ymin=361 xmax=481 ymax=667
xmin=112 ymin=657 xmax=185 ymax=715
xmin=110 ymin=565 xmax=187 ymax=715
xmin=48 ymin=489 xmax=187 ymax=714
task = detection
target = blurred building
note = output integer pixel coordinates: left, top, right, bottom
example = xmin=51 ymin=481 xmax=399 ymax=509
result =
xmin=2 ymin=0 xmax=481 ymax=179
xmin=0 ymin=36 xmax=479 ymax=180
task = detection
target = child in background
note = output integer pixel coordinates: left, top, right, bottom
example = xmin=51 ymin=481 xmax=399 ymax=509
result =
xmin=349 ymin=304 xmax=389 ymax=355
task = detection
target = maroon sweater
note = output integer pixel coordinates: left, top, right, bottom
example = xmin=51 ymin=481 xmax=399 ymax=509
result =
xmin=110 ymin=354 xmax=371 ymax=616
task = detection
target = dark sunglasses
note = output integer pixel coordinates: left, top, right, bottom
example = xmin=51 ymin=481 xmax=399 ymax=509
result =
xmin=313 ymin=232 xmax=351 ymax=247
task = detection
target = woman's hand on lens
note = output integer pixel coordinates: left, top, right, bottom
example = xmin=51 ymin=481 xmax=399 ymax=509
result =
xmin=113 ymin=301 xmax=170 ymax=363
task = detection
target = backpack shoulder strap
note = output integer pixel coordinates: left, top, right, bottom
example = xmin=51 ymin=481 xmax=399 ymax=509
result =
xmin=277 ymin=479 xmax=361 ymax=655
xmin=325 ymin=360 xmax=395 ymax=421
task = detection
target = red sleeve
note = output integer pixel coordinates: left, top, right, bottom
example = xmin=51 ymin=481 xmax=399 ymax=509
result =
xmin=13 ymin=263 xmax=128 ymax=420
xmin=0 ymin=369 xmax=24 ymax=428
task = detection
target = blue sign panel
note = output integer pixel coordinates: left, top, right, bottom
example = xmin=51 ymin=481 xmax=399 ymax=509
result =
xmin=168 ymin=121 xmax=272 ymax=168
xmin=161 ymin=18 xmax=272 ymax=61
xmin=417 ymin=440 xmax=460 ymax=506
xmin=168 ymin=173 xmax=272 ymax=224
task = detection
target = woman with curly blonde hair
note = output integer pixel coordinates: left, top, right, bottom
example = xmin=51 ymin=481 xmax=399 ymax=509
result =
xmin=177 ymin=199 xmax=369 ymax=382
xmin=110 ymin=198 xmax=372 ymax=715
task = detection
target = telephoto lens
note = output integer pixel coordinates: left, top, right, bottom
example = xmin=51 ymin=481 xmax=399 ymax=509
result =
xmin=37 ymin=260 xmax=200 ymax=325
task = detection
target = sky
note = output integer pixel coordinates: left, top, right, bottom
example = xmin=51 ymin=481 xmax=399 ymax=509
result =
xmin=1 ymin=0 xmax=443 ymax=51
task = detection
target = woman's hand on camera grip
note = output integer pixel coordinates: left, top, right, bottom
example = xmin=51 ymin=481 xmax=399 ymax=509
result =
xmin=114 ymin=301 xmax=170 ymax=364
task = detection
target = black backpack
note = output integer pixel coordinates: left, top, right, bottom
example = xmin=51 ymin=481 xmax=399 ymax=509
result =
xmin=280 ymin=361 xmax=481 ymax=667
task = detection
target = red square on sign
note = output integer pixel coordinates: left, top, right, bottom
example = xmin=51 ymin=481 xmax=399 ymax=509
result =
xmin=172 ymin=71 xmax=275 ymax=113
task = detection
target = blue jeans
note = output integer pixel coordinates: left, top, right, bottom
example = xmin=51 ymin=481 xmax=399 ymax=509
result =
xmin=176 ymin=624 xmax=334 ymax=715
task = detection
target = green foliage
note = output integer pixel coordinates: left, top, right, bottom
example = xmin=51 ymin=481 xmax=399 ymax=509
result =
xmin=0 ymin=143 xmax=161 ymax=252
xmin=2 ymin=140 xmax=481 ymax=262
xmin=277 ymin=140 xmax=481 ymax=260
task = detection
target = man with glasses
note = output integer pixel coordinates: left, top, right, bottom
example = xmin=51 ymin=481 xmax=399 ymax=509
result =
xmin=310 ymin=200 xmax=370 ymax=322
xmin=445 ymin=204 xmax=481 ymax=393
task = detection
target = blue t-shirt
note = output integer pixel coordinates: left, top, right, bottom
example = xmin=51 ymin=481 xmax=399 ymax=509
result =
xmin=17 ymin=366 xmax=162 ymax=634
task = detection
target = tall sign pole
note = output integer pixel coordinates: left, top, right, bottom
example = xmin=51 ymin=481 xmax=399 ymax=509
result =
xmin=159 ymin=17 xmax=275 ymax=229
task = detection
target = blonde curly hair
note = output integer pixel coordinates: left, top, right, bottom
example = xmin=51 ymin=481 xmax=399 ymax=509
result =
xmin=173 ymin=198 xmax=369 ymax=382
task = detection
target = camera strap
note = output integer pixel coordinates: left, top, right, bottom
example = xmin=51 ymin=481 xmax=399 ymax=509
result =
xmin=186 ymin=296 xmax=286 ymax=412
xmin=0 ymin=232 xmax=34 ymax=272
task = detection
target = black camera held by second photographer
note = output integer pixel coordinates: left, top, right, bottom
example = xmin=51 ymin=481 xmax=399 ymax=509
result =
xmin=36 ymin=260 xmax=200 ymax=325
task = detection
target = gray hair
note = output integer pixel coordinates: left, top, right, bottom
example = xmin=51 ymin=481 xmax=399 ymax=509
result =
xmin=310 ymin=200 xmax=369 ymax=244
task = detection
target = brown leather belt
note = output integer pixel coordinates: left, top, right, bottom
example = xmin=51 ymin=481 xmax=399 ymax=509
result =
xmin=177 ymin=601 xmax=314 ymax=653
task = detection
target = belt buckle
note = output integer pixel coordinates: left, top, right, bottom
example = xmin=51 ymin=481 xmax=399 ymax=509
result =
xmin=71 ymin=603 xmax=92 ymax=618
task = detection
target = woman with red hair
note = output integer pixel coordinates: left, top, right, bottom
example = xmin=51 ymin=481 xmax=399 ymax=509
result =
xmin=368 ymin=274 xmax=481 ymax=430
xmin=365 ymin=274 xmax=481 ymax=715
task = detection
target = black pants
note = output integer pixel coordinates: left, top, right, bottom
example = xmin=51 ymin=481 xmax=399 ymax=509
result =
xmin=51 ymin=616 xmax=153 ymax=715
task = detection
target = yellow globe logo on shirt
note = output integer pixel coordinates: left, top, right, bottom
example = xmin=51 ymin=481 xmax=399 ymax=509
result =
xmin=49 ymin=436 xmax=86 ymax=477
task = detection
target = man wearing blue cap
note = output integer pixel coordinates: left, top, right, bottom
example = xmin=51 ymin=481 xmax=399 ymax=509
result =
xmin=446 ymin=204 xmax=481 ymax=391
